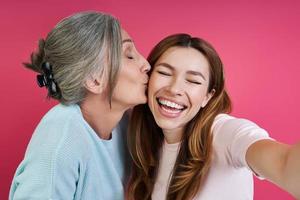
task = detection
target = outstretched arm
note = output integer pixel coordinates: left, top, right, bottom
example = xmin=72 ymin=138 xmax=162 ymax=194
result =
xmin=246 ymin=140 xmax=300 ymax=199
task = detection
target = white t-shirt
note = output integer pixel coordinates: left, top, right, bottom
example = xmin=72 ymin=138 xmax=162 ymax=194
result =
xmin=152 ymin=114 xmax=272 ymax=200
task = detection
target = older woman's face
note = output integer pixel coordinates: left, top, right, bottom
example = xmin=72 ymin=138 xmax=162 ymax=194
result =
xmin=111 ymin=30 xmax=150 ymax=109
xmin=148 ymin=47 xmax=213 ymax=139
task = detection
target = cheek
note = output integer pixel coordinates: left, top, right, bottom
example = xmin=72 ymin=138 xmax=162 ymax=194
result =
xmin=147 ymin=83 xmax=155 ymax=103
xmin=147 ymin=78 xmax=160 ymax=108
xmin=189 ymin=88 xmax=209 ymax=108
xmin=119 ymin=66 xmax=135 ymax=85
xmin=148 ymin=76 xmax=157 ymax=95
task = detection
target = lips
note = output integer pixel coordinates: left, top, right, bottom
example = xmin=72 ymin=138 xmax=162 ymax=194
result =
xmin=156 ymin=97 xmax=187 ymax=118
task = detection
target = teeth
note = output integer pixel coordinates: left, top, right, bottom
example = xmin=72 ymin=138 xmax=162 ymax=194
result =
xmin=161 ymin=106 xmax=181 ymax=114
xmin=158 ymin=99 xmax=184 ymax=109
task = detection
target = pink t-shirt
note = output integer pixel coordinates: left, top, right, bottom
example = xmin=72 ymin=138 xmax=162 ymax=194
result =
xmin=152 ymin=114 xmax=272 ymax=200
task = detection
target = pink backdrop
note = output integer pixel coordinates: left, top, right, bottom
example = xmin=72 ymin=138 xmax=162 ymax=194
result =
xmin=1 ymin=0 xmax=299 ymax=199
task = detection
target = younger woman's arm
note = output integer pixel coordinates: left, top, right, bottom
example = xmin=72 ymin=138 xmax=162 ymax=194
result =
xmin=246 ymin=140 xmax=300 ymax=199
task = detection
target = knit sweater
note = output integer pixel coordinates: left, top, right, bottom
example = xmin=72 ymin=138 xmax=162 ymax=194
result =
xmin=9 ymin=104 xmax=130 ymax=200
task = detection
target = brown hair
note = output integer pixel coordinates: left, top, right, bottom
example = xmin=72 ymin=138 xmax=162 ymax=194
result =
xmin=127 ymin=33 xmax=232 ymax=200
xmin=24 ymin=11 xmax=122 ymax=105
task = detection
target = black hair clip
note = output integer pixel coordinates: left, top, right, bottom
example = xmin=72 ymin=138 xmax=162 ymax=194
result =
xmin=37 ymin=74 xmax=47 ymax=87
xmin=36 ymin=62 xmax=60 ymax=97
xmin=42 ymin=62 xmax=52 ymax=76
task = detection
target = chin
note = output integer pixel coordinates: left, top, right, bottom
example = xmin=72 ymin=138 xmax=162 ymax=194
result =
xmin=130 ymin=97 xmax=147 ymax=107
xmin=141 ymin=97 xmax=148 ymax=104
xmin=137 ymin=95 xmax=148 ymax=104
xmin=155 ymin=119 xmax=178 ymax=130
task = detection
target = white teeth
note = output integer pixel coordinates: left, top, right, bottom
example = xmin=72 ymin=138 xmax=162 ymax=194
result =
xmin=158 ymin=99 xmax=184 ymax=109
xmin=161 ymin=105 xmax=181 ymax=114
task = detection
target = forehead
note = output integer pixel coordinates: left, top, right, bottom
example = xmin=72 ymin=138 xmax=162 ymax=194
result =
xmin=121 ymin=29 xmax=131 ymax=41
xmin=121 ymin=29 xmax=136 ymax=49
xmin=156 ymin=47 xmax=210 ymax=73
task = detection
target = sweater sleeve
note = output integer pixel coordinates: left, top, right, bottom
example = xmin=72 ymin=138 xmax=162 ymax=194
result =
xmin=9 ymin=130 xmax=82 ymax=200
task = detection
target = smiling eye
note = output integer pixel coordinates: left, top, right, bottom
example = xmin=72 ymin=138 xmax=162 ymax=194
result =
xmin=187 ymin=80 xmax=202 ymax=85
xmin=157 ymin=71 xmax=171 ymax=76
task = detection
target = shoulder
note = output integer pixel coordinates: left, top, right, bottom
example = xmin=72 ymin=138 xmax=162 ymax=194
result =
xmin=211 ymin=113 xmax=270 ymax=155
xmin=35 ymin=103 xmax=88 ymax=138
xmin=212 ymin=113 xmax=267 ymax=136
xmin=40 ymin=103 xmax=80 ymax=125
xmin=10 ymin=104 xmax=98 ymax=199
xmin=26 ymin=104 xmax=92 ymax=163
xmin=211 ymin=114 xmax=272 ymax=168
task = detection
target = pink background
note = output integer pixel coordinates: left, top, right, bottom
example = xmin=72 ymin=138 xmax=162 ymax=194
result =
xmin=1 ymin=0 xmax=299 ymax=199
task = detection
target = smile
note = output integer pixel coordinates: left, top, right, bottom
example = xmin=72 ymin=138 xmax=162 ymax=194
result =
xmin=156 ymin=97 xmax=187 ymax=116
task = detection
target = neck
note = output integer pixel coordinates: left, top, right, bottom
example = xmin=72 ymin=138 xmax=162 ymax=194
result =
xmin=163 ymin=127 xmax=184 ymax=144
xmin=80 ymin=93 xmax=127 ymax=140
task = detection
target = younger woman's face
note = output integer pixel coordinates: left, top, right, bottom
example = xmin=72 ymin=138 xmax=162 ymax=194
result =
xmin=148 ymin=47 xmax=213 ymax=141
xmin=112 ymin=30 xmax=150 ymax=109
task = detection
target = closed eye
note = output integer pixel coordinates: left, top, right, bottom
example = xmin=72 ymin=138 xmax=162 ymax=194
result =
xmin=157 ymin=71 xmax=171 ymax=76
xmin=187 ymin=80 xmax=202 ymax=85
xmin=127 ymin=55 xmax=134 ymax=59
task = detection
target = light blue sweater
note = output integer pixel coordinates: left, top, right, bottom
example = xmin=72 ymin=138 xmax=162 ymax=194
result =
xmin=9 ymin=104 xmax=130 ymax=200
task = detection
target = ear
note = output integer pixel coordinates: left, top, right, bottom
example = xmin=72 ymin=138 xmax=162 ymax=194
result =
xmin=201 ymin=89 xmax=215 ymax=108
xmin=84 ymin=75 xmax=107 ymax=94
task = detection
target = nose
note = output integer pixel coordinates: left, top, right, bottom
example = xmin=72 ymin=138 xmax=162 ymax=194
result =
xmin=138 ymin=54 xmax=151 ymax=73
xmin=167 ymin=77 xmax=184 ymax=96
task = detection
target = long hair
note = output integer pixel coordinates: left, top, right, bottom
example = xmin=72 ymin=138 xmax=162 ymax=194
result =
xmin=127 ymin=34 xmax=232 ymax=200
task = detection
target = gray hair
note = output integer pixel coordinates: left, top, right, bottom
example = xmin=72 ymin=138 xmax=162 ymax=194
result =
xmin=24 ymin=11 xmax=122 ymax=105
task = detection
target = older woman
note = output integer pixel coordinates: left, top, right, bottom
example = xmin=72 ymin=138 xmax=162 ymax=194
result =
xmin=10 ymin=11 xmax=150 ymax=200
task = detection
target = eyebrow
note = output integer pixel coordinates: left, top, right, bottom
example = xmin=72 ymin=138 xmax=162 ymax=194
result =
xmin=122 ymin=39 xmax=134 ymax=44
xmin=156 ymin=63 xmax=207 ymax=81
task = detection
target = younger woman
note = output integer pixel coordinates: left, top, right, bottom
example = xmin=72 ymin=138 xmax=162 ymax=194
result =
xmin=127 ymin=34 xmax=300 ymax=200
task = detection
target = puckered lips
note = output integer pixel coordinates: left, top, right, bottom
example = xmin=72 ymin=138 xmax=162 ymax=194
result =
xmin=156 ymin=97 xmax=187 ymax=118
